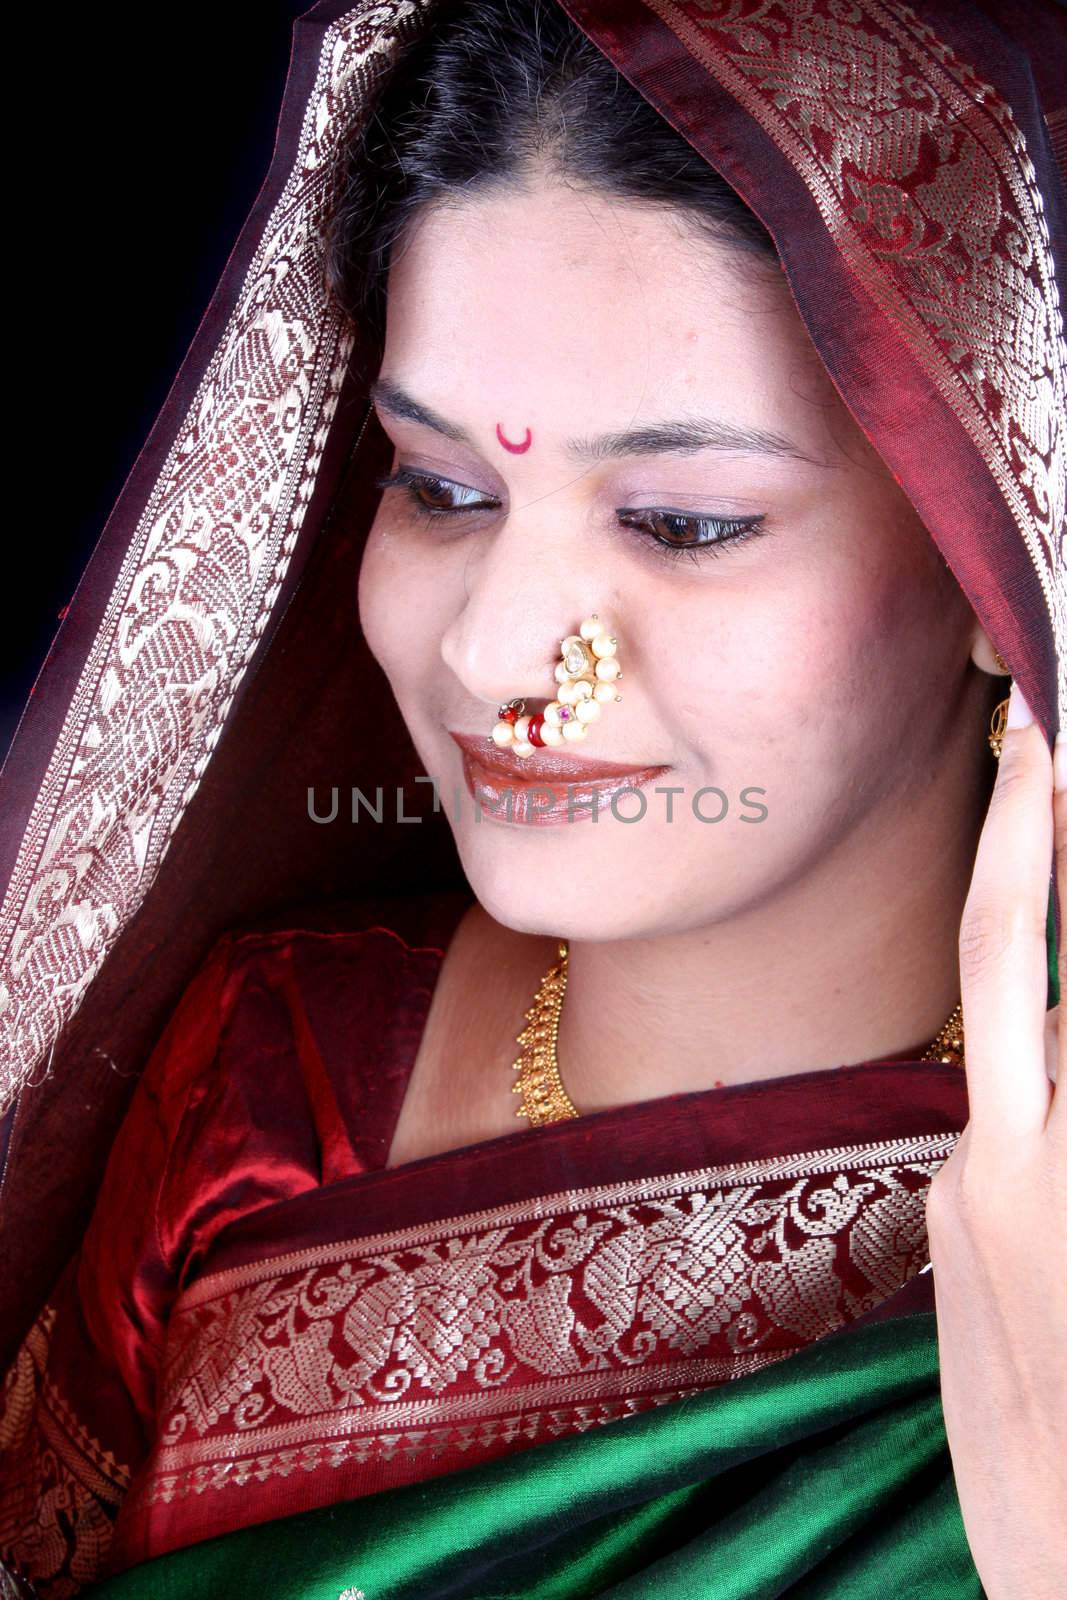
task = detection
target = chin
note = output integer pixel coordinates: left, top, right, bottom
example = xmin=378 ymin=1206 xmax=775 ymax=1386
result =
xmin=456 ymin=842 xmax=657 ymax=943
xmin=457 ymin=844 xmax=599 ymax=933
xmin=460 ymin=819 xmax=775 ymax=943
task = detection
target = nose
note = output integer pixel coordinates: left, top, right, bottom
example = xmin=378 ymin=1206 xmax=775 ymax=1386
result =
xmin=439 ymin=504 xmax=617 ymax=715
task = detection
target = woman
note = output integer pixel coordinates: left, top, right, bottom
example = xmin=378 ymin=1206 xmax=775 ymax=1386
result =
xmin=0 ymin=0 xmax=1063 ymax=1595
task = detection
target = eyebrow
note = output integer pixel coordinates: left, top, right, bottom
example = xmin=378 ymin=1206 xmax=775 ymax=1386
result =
xmin=369 ymin=377 xmax=831 ymax=468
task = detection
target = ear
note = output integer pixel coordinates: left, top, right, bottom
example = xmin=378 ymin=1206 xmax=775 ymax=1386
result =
xmin=969 ymin=622 xmax=1012 ymax=678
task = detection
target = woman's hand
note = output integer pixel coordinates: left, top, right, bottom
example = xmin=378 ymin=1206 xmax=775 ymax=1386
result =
xmin=925 ymin=682 xmax=1065 ymax=1600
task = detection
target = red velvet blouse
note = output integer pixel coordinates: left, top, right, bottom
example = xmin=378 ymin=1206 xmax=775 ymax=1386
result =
xmin=1 ymin=891 xmax=970 ymax=1594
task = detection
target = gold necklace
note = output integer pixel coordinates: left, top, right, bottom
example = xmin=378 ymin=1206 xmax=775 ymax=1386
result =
xmin=511 ymin=940 xmax=966 ymax=1127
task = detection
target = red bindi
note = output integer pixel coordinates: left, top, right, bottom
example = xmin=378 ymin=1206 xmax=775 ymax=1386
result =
xmin=496 ymin=422 xmax=532 ymax=454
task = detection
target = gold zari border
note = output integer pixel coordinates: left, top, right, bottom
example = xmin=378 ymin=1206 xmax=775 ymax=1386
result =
xmin=140 ymin=1134 xmax=955 ymax=1508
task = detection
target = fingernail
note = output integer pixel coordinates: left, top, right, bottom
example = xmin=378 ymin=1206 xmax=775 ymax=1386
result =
xmin=1055 ymin=734 xmax=1067 ymax=791
xmin=1005 ymin=680 xmax=1033 ymax=730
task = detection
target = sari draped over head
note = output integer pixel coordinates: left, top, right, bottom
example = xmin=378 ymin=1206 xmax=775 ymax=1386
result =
xmin=1 ymin=0 xmax=1064 ymax=1595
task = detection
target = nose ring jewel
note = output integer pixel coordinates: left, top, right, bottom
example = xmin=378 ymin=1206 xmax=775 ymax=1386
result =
xmin=490 ymin=615 xmax=623 ymax=758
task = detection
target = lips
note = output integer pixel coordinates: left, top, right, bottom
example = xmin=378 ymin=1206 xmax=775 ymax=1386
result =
xmin=448 ymin=730 xmax=667 ymax=782
xmin=448 ymin=729 xmax=672 ymax=828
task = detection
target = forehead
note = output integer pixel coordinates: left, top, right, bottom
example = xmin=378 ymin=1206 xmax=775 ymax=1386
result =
xmin=384 ymin=179 xmax=844 ymax=449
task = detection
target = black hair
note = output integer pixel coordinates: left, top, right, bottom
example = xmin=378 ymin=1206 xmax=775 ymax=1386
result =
xmin=323 ymin=0 xmax=779 ymax=342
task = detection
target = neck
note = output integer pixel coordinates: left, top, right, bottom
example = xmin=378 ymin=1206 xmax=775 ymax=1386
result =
xmin=556 ymin=732 xmax=992 ymax=1112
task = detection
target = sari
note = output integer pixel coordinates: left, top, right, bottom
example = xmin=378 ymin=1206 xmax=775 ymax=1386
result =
xmin=1 ymin=0 xmax=1063 ymax=1595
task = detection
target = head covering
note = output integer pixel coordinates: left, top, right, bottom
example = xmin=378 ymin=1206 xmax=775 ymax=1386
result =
xmin=1 ymin=0 xmax=1063 ymax=1364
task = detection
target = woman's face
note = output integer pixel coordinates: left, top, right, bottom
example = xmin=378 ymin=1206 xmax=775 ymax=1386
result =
xmin=359 ymin=177 xmax=981 ymax=940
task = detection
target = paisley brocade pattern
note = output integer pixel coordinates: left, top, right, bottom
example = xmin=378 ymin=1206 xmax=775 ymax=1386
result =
xmin=0 ymin=1125 xmax=963 ymax=1596
xmin=0 ymin=0 xmax=434 ymax=1109
xmin=0 ymin=1307 xmax=131 ymax=1599
xmin=645 ymin=0 xmax=1066 ymax=704
xmin=129 ymin=1135 xmax=954 ymax=1532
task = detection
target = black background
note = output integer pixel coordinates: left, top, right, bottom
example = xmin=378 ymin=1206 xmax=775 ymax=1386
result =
xmin=4 ymin=2 xmax=311 ymax=762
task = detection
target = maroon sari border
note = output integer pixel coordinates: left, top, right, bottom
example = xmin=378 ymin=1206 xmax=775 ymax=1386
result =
xmin=180 ymin=1125 xmax=961 ymax=1303
xmin=152 ymin=1356 xmax=780 ymax=1469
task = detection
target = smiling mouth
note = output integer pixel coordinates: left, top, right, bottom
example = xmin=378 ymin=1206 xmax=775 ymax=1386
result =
xmin=448 ymin=730 xmax=672 ymax=827
xmin=448 ymin=730 xmax=669 ymax=783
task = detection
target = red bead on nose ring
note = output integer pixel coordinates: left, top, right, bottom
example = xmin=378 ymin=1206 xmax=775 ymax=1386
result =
xmin=490 ymin=615 xmax=623 ymax=757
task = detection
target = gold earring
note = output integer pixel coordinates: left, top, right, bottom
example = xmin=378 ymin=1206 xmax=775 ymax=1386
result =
xmin=491 ymin=615 xmax=623 ymax=757
xmin=988 ymin=648 xmax=1011 ymax=760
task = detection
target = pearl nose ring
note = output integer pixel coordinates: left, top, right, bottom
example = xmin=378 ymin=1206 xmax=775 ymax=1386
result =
xmin=490 ymin=614 xmax=623 ymax=758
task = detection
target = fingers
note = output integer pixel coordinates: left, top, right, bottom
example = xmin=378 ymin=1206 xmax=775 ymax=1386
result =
xmin=1056 ymin=732 xmax=1066 ymax=1050
xmin=1048 ymin=732 xmax=1066 ymax=1137
xmin=957 ymin=682 xmax=1054 ymax=1140
xmin=1047 ymin=1006 xmax=1060 ymax=1090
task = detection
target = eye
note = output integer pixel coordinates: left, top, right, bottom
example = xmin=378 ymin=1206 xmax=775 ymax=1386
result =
xmin=617 ymin=508 xmax=769 ymax=566
xmin=375 ymin=466 xmax=497 ymax=517
xmin=375 ymin=467 xmax=770 ymax=567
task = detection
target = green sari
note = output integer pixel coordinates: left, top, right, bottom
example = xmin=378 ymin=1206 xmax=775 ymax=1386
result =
xmin=89 ymin=1304 xmax=980 ymax=1598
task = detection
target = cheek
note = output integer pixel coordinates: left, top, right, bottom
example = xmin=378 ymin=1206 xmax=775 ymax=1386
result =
xmin=643 ymin=537 xmax=938 ymax=762
xmin=356 ymin=520 xmax=403 ymax=674
xmin=357 ymin=519 xmax=446 ymax=684
xmin=840 ymin=530 xmax=955 ymax=694
xmin=783 ymin=538 xmax=953 ymax=765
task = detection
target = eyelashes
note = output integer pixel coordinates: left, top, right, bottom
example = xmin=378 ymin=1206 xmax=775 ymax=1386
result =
xmin=616 ymin=507 xmax=766 ymax=565
xmin=375 ymin=467 xmax=488 ymax=516
xmin=373 ymin=465 xmax=770 ymax=567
